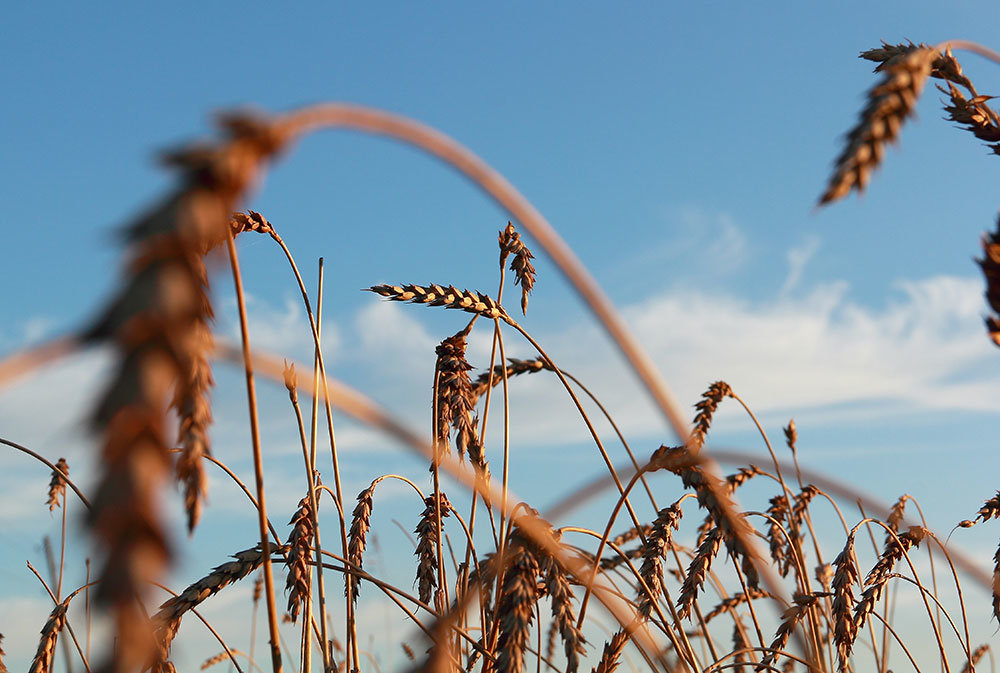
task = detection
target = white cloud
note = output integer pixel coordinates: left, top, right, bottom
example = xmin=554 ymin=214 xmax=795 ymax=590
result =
xmin=781 ymin=234 xmax=821 ymax=295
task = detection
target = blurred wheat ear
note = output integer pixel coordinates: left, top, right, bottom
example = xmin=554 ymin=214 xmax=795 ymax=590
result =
xmin=83 ymin=112 xmax=288 ymax=671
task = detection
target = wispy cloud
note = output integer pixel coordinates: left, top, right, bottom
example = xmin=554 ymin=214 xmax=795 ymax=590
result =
xmin=781 ymin=234 xmax=821 ymax=295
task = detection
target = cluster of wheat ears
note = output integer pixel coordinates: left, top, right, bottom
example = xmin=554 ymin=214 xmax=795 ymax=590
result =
xmin=4 ymin=37 xmax=1000 ymax=673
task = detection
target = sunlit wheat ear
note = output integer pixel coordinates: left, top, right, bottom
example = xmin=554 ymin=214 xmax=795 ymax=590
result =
xmin=978 ymin=218 xmax=1000 ymax=348
xmin=591 ymin=628 xmax=629 ymax=673
xmin=725 ymin=465 xmax=762 ymax=494
xmin=348 ymin=482 xmax=375 ymax=605
xmin=854 ymin=526 xmax=926 ymax=631
xmin=885 ymin=494 xmax=910 ymax=544
xmin=231 ymin=210 xmax=277 ymax=237
xmin=758 ymin=592 xmax=819 ymax=672
xmin=45 ymin=458 xmax=68 ymax=511
xmin=153 ymin=544 xmax=279 ymax=654
xmin=27 ymin=600 xmax=68 ymax=673
xmin=677 ymin=525 xmax=723 ymax=619
xmin=637 ymin=501 xmax=683 ymax=619
xmin=689 ymin=380 xmax=731 ymax=451
xmin=402 ymin=643 xmax=415 ymax=661
xmin=542 ymin=555 xmax=587 ymax=673
xmin=704 ymin=588 xmax=772 ymax=623
xmin=285 ymin=495 xmax=315 ymax=623
xmin=201 ymin=650 xmax=249 ymax=671
xmin=495 ymin=543 xmax=540 ymax=673
xmin=831 ymin=536 xmax=860 ymax=672
xmin=961 ymin=490 xmax=1000 ymax=527
xmin=434 ymin=328 xmax=478 ymax=463
xmin=84 ymin=112 xmax=286 ymax=669
xmin=940 ymin=82 xmax=1000 ymax=152
xmin=765 ymin=495 xmax=792 ymax=577
xmin=470 ymin=357 xmax=549 ymax=404
xmin=367 ymin=284 xmax=511 ymax=322
xmin=819 ymin=46 xmax=937 ymax=205
xmin=499 ymin=222 xmax=537 ymax=315
xmin=415 ymin=493 xmax=451 ymax=605
xmin=963 ymin=644 xmax=990 ymax=673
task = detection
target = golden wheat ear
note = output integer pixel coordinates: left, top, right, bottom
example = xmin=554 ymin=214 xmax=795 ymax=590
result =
xmin=819 ymin=47 xmax=938 ymax=205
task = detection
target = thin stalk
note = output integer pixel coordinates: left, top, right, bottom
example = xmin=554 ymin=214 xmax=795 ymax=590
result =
xmin=225 ymin=231 xmax=283 ymax=673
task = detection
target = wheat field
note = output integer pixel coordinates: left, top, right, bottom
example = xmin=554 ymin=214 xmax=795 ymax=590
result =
xmin=2 ymin=25 xmax=1000 ymax=673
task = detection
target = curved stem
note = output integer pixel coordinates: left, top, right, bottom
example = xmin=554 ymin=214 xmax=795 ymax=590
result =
xmin=273 ymin=104 xmax=691 ymax=442
xmin=225 ymin=230 xmax=283 ymax=673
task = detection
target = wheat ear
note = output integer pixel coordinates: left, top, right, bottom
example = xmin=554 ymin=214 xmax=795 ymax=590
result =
xmin=819 ymin=46 xmax=938 ymax=204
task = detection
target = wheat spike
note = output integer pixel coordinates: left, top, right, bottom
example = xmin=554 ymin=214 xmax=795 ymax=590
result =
xmin=591 ymin=629 xmax=629 ymax=673
xmin=27 ymin=600 xmax=68 ymax=673
xmin=45 ymin=458 xmax=68 ymax=511
xmin=285 ymin=496 xmax=315 ymax=622
xmin=415 ymin=493 xmax=451 ymax=605
xmin=499 ymin=222 xmax=537 ymax=315
xmin=367 ymin=284 xmax=510 ymax=321
xmin=820 ymin=46 xmax=937 ymax=204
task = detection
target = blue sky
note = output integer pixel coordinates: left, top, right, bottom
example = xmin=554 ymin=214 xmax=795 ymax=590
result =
xmin=3 ymin=3 xmax=1000 ymax=670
